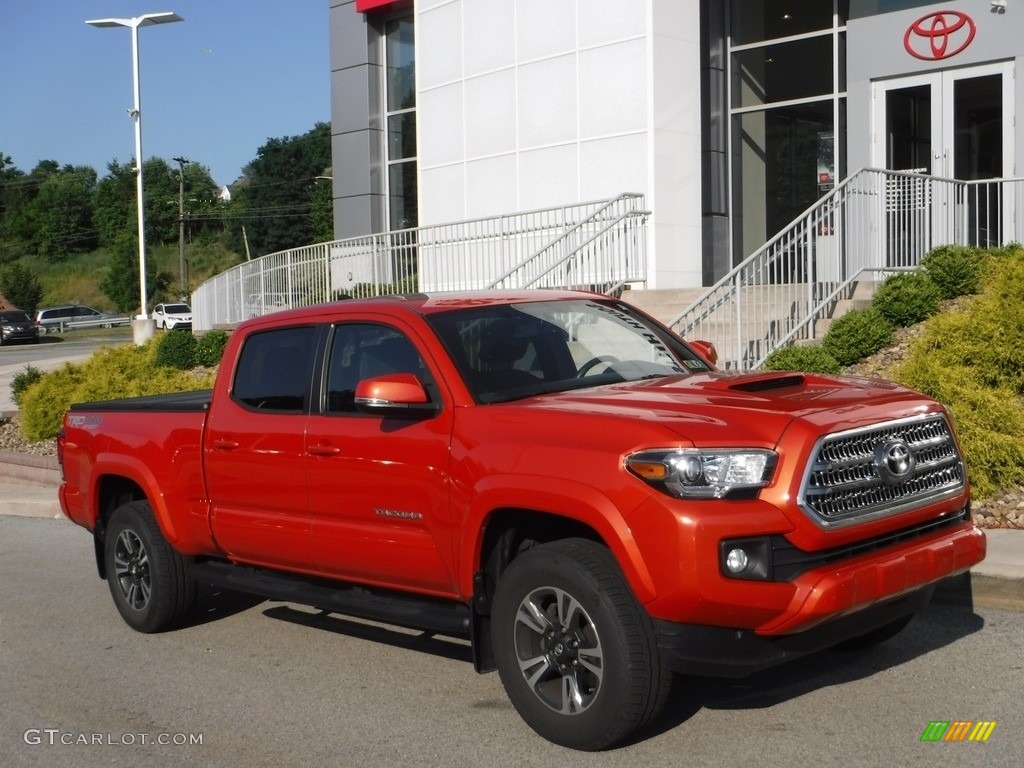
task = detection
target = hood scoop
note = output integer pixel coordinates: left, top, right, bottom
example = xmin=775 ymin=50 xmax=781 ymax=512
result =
xmin=728 ymin=373 xmax=805 ymax=392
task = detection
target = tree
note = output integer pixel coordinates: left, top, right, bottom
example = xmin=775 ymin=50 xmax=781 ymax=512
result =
xmin=0 ymin=262 xmax=44 ymax=313
xmin=241 ymin=122 xmax=331 ymax=255
xmin=93 ymin=158 xmax=223 ymax=248
xmin=311 ymin=175 xmax=334 ymax=242
xmin=99 ymin=232 xmax=172 ymax=314
xmin=30 ymin=165 xmax=98 ymax=260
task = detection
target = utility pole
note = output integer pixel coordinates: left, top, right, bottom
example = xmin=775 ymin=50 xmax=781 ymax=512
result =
xmin=172 ymin=155 xmax=191 ymax=296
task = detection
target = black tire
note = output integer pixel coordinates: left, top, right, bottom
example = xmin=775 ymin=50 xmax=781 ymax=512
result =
xmin=104 ymin=501 xmax=196 ymax=633
xmin=491 ymin=538 xmax=671 ymax=750
xmin=832 ymin=613 xmax=915 ymax=651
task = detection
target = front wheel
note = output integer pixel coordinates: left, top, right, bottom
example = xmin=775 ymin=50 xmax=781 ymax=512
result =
xmin=104 ymin=501 xmax=196 ymax=633
xmin=491 ymin=539 xmax=671 ymax=750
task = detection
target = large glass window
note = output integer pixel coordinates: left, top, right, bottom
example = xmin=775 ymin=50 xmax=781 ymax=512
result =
xmin=385 ymin=17 xmax=417 ymax=230
xmin=729 ymin=1 xmax=848 ymax=260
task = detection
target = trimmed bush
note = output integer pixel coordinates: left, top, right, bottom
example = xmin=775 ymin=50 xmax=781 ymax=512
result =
xmin=892 ymin=248 xmax=1024 ymax=497
xmin=921 ymin=245 xmax=984 ymax=299
xmin=761 ymin=344 xmax=841 ymax=375
xmin=195 ymin=330 xmax=230 ymax=367
xmin=871 ymin=271 xmax=942 ymax=327
xmin=19 ymin=344 xmax=216 ymax=441
xmin=821 ymin=307 xmax=893 ymax=366
xmin=155 ymin=330 xmax=197 ymax=370
xmin=10 ymin=365 xmax=43 ymax=407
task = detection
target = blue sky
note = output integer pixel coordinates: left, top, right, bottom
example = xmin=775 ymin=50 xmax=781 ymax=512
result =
xmin=0 ymin=1 xmax=330 ymax=187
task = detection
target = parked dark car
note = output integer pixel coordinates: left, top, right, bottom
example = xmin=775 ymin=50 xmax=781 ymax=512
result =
xmin=34 ymin=305 xmax=124 ymax=333
xmin=0 ymin=310 xmax=40 ymax=345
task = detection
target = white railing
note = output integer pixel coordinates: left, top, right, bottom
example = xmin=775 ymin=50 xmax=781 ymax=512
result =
xmin=192 ymin=194 xmax=649 ymax=330
xmin=670 ymin=170 xmax=1024 ymax=370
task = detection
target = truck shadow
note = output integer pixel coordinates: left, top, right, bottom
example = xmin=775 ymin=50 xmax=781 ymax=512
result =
xmin=640 ymin=598 xmax=986 ymax=742
xmin=177 ymin=584 xmax=268 ymax=629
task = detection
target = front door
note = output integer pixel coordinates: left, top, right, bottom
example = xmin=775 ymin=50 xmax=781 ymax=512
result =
xmin=873 ymin=62 xmax=1013 ymax=255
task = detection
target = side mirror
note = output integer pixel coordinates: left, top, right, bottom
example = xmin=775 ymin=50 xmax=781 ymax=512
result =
xmin=354 ymin=373 xmax=438 ymax=416
xmin=690 ymin=339 xmax=718 ymax=366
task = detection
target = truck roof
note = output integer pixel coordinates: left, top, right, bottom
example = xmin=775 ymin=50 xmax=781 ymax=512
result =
xmin=238 ymin=289 xmax=608 ymax=327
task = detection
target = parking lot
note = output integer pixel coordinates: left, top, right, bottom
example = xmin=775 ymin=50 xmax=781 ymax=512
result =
xmin=3 ymin=514 xmax=1022 ymax=768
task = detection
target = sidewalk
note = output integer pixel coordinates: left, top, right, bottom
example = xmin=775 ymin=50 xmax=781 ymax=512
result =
xmin=1 ymin=474 xmax=1021 ymax=611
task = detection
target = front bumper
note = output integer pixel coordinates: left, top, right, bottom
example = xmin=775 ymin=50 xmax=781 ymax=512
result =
xmin=649 ymin=518 xmax=985 ymax=676
xmin=654 ymin=584 xmax=935 ymax=677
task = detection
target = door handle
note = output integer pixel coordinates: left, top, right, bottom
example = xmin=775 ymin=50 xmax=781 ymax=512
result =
xmin=308 ymin=444 xmax=341 ymax=457
xmin=212 ymin=439 xmax=239 ymax=451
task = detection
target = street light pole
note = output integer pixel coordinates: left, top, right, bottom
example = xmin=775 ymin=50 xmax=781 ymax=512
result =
xmin=86 ymin=12 xmax=183 ymax=342
xmin=173 ymin=156 xmax=191 ymax=296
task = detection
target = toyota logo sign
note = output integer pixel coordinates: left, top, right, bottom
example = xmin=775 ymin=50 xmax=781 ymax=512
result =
xmin=904 ymin=11 xmax=976 ymax=61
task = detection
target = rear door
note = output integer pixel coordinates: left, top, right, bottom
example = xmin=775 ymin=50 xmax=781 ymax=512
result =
xmin=205 ymin=324 xmax=320 ymax=570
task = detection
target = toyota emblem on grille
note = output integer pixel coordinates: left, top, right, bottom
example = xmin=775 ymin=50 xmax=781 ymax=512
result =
xmin=875 ymin=440 xmax=917 ymax=485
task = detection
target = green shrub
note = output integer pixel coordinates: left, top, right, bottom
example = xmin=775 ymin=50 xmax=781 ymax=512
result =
xmin=195 ymin=330 xmax=230 ymax=367
xmin=19 ymin=344 xmax=216 ymax=441
xmin=871 ymin=271 xmax=942 ymax=327
xmin=892 ymin=248 xmax=1024 ymax=496
xmin=821 ymin=307 xmax=893 ymax=366
xmin=921 ymin=245 xmax=984 ymax=299
xmin=761 ymin=344 xmax=841 ymax=375
xmin=154 ymin=330 xmax=197 ymax=370
xmin=10 ymin=365 xmax=43 ymax=407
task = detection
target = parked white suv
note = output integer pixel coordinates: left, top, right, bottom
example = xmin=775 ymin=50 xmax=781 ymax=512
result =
xmin=153 ymin=303 xmax=193 ymax=330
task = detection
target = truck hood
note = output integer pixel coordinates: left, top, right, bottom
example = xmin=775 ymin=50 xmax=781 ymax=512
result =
xmin=525 ymin=371 xmax=931 ymax=447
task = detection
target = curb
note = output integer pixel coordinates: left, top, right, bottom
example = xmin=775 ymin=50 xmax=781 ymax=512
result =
xmin=0 ymin=450 xmax=61 ymax=486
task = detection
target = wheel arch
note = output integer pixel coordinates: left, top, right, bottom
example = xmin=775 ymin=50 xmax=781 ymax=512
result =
xmin=467 ymin=497 xmax=656 ymax=674
xmin=89 ymin=467 xmax=169 ymax=579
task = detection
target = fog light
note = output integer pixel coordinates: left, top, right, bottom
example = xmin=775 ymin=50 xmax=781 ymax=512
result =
xmin=719 ymin=537 xmax=772 ymax=580
xmin=725 ymin=548 xmax=749 ymax=574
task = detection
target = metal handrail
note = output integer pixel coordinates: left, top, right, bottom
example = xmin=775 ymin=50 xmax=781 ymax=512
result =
xmin=669 ymin=169 xmax=1024 ymax=370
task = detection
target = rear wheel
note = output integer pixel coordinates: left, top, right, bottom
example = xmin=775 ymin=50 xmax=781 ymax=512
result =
xmin=104 ymin=501 xmax=196 ymax=633
xmin=492 ymin=538 xmax=671 ymax=750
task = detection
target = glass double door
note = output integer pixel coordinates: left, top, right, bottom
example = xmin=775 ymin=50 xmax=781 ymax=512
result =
xmin=873 ymin=62 xmax=1013 ymax=252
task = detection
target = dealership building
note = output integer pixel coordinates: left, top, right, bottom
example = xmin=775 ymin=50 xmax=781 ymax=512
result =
xmin=326 ymin=0 xmax=1019 ymax=290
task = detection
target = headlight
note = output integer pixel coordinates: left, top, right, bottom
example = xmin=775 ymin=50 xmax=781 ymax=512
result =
xmin=626 ymin=448 xmax=777 ymax=499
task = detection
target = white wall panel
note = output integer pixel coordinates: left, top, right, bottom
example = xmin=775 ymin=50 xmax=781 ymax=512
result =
xmin=579 ymin=0 xmax=646 ymax=47
xmin=465 ymin=70 xmax=517 ymax=158
xmin=517 ymin=54 xmax=578 ymax=148
xmin=579 ymin=39 xmax=646 ymax=138
xmin=517 ymin=0 xmax=576 ymax=61
xmin=518 ymin=144 xmax=579 ymax=210
xmin=418 ymin=83 xmax=464 ymax=167
xmin=418 ymin=2 xmax=463 ymax=89
xmin=464 ymin=0 xmax=516 ymax=75
xmin=465 ymin=154 xmax=518 ymax=219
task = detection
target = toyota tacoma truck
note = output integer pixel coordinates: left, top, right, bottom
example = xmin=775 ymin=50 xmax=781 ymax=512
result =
xmin=57 ymin=290 xmax=986 ymax=750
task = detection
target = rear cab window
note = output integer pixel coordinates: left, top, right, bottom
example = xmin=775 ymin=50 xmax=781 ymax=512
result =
xmin=231 ymin=326 xmax=318 ymax=412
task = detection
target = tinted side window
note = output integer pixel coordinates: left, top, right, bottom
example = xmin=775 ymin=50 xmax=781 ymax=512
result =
xmin=324 ymin=324 xmax=432 ymax=414
xmin=232 ymin=326 xmax=317 ymax=412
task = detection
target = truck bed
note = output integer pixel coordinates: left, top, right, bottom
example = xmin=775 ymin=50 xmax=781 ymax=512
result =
xmin=67 ymin=389 xmax=212 ymax=413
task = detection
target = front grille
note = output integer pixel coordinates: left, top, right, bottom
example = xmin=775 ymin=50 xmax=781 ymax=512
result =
xmin=799 ymin=414 xmax=965 ymax=528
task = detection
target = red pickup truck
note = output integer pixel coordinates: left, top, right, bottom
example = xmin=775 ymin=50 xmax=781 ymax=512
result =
xmin=58 ymin=291 xmax=986 ymax=750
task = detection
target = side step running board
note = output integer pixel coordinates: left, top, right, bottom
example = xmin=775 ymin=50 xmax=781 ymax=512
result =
xmin=191 ymin=560 xmax=471 ymax=636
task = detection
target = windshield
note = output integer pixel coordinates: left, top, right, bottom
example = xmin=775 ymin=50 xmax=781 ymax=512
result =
xmin=1 ymin=311 xmax=31 ymax=323
xmin=426 ymin=299 xmax=712 ymax=403
xmin=163 ymin=304 xmax=191 ymax=313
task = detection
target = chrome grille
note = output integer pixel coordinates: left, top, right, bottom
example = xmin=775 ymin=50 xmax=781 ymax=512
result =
xmin=799 ymin=414 xmax=965 ymax=527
